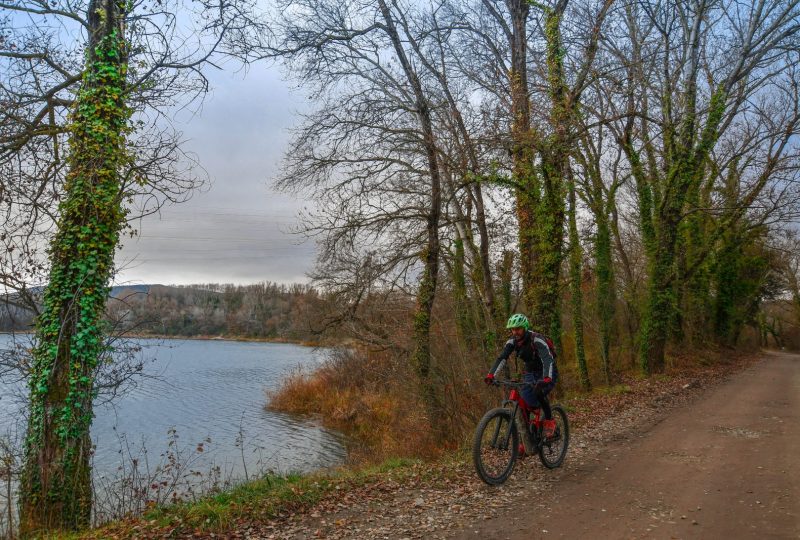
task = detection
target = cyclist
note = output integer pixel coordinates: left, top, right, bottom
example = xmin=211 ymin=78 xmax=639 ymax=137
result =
xmin=484 ymin=313 xmax=558 ymax=440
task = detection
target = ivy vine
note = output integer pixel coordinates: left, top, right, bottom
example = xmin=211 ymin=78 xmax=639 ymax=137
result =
xmin=21 ymin=17 xmax=131 ymax=532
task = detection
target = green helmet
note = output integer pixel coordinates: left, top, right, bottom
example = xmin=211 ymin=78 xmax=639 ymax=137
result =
xmin=506 ymin=313 xmax=530 ymax=330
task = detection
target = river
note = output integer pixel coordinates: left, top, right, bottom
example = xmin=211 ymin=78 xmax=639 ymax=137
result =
xmin=0 ymin=334 xmax=346 ymax=501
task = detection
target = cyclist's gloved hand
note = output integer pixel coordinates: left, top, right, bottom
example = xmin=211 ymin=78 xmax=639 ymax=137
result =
xmin=534 ymin=377 xmax=552 ymax=391
xmin=484 ymin=373 xmax=495 ymax=385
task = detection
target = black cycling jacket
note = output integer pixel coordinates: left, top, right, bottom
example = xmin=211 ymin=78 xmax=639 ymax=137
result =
xmin=489 ymin=330 xmax=557 ymax=381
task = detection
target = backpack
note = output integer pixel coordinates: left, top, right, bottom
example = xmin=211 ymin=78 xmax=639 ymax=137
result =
xmin=532 ymin=331 xmax=557 ymax=361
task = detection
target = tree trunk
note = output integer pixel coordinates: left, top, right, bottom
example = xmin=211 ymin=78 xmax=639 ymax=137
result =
xmin=595 ymin=207 xmax=614 ymax=384
xmin=378 ymin=0 xmax=442 ymax=430
xmin=576 ymin=134 xmax=615 ymax=383
xmin=530 ymin=152 xmax=566 ymax=351
xmin=451 ymin=236 xmax=475 ymax=348
xmin=514 ymin=0 xmax=570 ymax=353
xmin=681 ymin=183 xmax=713 ymax=344
xmin=471 ymin=184 xmax=499 ymax=348
xmin=638 ymin=231 xmax=677 ymax=374
xmin=19 ymin=0 xmax=129 ymax=534
xmin=525 ymin=0 xmax=581 ymax=353
xmin=568 ymin=175 xmax=590 ymax=390
xmin=506 ymin=0 xmax=537 ymax=319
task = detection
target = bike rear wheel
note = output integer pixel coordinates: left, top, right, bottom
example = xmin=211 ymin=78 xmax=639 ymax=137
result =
xmin=472 ymin=407 xmax=518 ymax=485
xmin=538 ymin=405 xmax=569 ymax=469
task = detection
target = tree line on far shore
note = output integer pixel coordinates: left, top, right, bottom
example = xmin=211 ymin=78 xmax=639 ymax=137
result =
xmin=1 ymin=282 xmax=333 ymax=343
xmin=107 ymin=282 xmax=328 ymax=341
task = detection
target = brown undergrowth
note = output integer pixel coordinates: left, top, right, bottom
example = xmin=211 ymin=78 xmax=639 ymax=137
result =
xmin=266 ymin=348 xmax=441 ymax=462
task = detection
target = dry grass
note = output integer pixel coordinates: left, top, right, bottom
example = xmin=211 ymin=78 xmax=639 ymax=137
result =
xmin=267 ymin=348 xmax=440 ymax=462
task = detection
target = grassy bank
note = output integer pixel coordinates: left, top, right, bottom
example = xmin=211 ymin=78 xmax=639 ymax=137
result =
xmin=66 ymin=457 xmax=451 ymax=539
xmin=266 ymin=347 xmax=448 ymax=462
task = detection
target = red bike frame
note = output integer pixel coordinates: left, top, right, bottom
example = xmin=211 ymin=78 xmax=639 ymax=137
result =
xmin=506 ymin=385 xmax=542 ymax=434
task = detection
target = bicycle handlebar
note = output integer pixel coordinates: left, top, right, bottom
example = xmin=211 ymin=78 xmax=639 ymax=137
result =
xmin=491 ymin=379 xmax=537 ymax=389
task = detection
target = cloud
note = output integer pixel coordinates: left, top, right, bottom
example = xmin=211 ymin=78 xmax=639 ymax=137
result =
xmin=116 ymin=67 xmax=317 ymax=286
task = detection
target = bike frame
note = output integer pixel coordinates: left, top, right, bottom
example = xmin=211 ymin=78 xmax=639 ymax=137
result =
xmin=501 ymin=384 xmax=543 ymax=446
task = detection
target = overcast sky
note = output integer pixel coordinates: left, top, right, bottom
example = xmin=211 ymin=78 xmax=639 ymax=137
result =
xmin=114 ymin=66 xmax=316 ymax=287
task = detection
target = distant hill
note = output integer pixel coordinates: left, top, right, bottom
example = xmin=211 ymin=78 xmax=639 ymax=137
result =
xmin=110 ymin=284 xmax=151 ymax=298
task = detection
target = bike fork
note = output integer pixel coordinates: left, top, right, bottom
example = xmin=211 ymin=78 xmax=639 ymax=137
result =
xmin=493 ymin=402 xmax=519 ymax=451
xmin=526 ymin=408 xmax=542 ymax=451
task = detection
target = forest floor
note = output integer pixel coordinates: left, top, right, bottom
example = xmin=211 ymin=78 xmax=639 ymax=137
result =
xmin=83 ymin=350 xmax=799 ymax=539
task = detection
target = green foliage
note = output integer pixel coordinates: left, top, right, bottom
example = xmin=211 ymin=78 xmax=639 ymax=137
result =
xmin=638 ymin=246 xmax=676 ymax=375
xmin=713 ymin=231 xmax=772 ymax=346
xmin=594 ymin=212 xmax=614 ymax=383
xmin=411 ymin=267 xmax=434 ymax=381
xmin=526 ymin=167 xmax=565 ymax=349
xmin=20 ymin=11 xmax=131 ymax=534
xmin=411 ymin=244 xmax=440 ymax=438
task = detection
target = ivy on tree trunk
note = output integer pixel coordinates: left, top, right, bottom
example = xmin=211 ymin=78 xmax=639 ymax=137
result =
xmin=19 ymin=0 xmax=130 ymax=535
xmin=568 ymin=173 xmax=590 ymax=390
xmin=636 ymin=87 xmax=727 ymax=374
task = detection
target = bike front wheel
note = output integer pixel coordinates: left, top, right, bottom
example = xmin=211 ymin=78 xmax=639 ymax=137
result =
xmin=538 ymin=405 xmax=569 ymax=469
xmin=472 ymin=407 xmax=518 ymax=485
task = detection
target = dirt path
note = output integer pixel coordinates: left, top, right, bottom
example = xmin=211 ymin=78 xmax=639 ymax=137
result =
xmin=244 ymin=352 xmax=799 ymax=540
xmin=454 ymin=351 xmax=800 ymax=540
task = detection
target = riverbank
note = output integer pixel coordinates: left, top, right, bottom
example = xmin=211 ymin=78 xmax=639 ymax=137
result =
xmin=67 ymin=350 xmax=760 ymax=539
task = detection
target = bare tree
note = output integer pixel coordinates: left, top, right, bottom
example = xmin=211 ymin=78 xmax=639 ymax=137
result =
xmin=264 ymin=0 xmax=455 ymax=427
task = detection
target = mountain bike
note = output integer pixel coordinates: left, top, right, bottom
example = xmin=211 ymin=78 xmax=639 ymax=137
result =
xmin=473 ymin=379 xmax=569 ymax=485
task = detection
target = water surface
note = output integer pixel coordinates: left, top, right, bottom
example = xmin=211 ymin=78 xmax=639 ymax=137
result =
xmin=0 ymin=334 xmax=345 ymax=481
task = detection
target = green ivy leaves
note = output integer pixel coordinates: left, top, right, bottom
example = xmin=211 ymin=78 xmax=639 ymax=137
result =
xmin=22 ymin=21 xmax=131 ymax=527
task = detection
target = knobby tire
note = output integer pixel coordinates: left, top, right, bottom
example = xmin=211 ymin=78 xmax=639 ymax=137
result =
xmin=538 ymin=405 xmax=569 ymax=469
xmin=472 ymin=407 xmax=518 ymax=485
